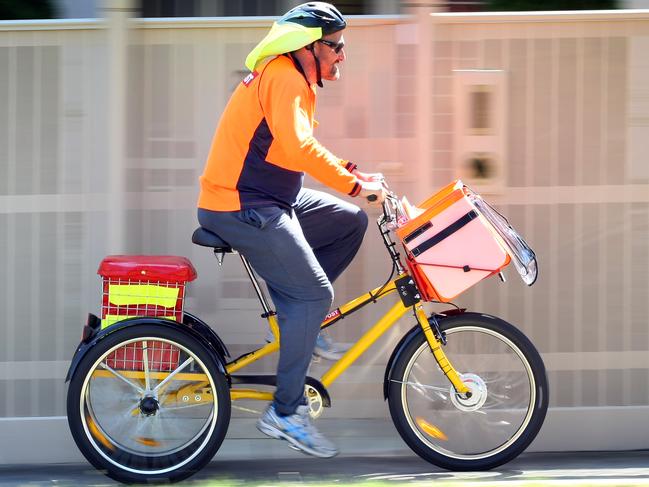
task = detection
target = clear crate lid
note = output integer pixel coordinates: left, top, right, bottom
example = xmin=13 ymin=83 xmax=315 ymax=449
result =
xmin=467 ymin=193 xmax=538 ymax=286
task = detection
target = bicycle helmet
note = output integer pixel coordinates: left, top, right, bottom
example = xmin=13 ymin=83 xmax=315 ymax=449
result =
xmin=245 ymin=2 xmax=346 ymax=87
xmin=280 ymin=2 xmax=346 ymax=36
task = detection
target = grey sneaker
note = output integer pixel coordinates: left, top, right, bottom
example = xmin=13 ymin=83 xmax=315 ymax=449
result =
xmin=265 ymin=329 xmax=350 ymax=361
xmin=313 ymin=331 xmax=351 ymax=361
xmin=256 ymin=404 xmax=339 ymax=458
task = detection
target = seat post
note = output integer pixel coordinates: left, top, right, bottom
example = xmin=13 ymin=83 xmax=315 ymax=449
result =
xmin=238 ymin=254 xmax=274 ymax=317
xmin=213 ymin=249 xmax=226 ymax=265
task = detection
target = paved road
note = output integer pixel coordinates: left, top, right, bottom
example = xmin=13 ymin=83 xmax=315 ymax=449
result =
xmin=2 ymin=451 xmax=649 ymax=486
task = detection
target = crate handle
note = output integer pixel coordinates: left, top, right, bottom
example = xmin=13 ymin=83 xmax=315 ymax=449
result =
xmin=411 ymin=210 xmax=478 ymax=257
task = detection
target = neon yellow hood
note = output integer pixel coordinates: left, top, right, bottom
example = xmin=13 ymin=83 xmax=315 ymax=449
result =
xmin=245 ymin=21 xmax=322 ymax=72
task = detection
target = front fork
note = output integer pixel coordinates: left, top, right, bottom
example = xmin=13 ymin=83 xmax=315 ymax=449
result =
xmin=414 ymin=304 xmax=471 ymax=396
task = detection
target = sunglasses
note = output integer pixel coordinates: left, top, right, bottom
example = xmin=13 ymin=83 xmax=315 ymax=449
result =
xmin=317 ymin=39 xmax=345 ymax=54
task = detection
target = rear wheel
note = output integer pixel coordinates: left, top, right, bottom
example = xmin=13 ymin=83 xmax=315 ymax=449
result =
xmin=388 ymin=313 xmax=548 ymax=470
xmin=67 ymin=324 xmax=230 ymax=483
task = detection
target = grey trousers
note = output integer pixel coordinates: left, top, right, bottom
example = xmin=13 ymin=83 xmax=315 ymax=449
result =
xmin=197 ymin=188 xmax=368 ymax=415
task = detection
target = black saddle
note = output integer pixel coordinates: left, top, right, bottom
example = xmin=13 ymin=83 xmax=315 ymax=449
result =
xmin=191 ymin=227 xmax=233 ymax=253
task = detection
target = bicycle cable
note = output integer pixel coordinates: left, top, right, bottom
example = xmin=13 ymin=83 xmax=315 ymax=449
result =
xmin=368 ymin=259 xmax=398 ymax=301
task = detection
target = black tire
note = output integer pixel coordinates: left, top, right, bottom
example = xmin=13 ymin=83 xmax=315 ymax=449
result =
xmin=67 ymin=324 xmax=231 ymax=484
xmin=388 ymin=312 xmax=548 ymax=471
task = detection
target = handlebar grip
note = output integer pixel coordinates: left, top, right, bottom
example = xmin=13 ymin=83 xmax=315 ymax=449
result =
xmin=367 ymin=194 xmax=378 ymax=202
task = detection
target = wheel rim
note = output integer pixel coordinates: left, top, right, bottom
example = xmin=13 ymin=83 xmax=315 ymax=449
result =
xmin=400 ymin=326 xmax=536 ymax=460
xmin=79 ymin=337 xmax=219 ymax=475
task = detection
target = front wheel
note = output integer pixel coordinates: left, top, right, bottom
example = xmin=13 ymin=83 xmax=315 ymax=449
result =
xmin=388 ymin=313 xmax=548 ymax=471
xmin=67 ymin=324 xmax=231 ymax=484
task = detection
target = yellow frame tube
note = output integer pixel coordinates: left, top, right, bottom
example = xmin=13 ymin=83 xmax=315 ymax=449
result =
xmin=334 ymin=279 xmax=399 ymax=316
xmin=230 ymin=389 xmax=274 ymax=401
xmin=167 ymin=272 xmax=467 ymax=400
xmin=267 ymin=314 xmax=280 ymax=341
xmin=320 ymin=299 xmax=409 ymax=388
xmin=226 ymin=278 xmax=400 ymax=378
xmin=226 ymin=341 xmax=279 ymax=375
xmin=414 ymin=304 xmax=469 ymax=394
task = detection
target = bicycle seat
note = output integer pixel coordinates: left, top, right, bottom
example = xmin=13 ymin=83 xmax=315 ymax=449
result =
xmin=192 ymin=227 xmax=233 ymax=253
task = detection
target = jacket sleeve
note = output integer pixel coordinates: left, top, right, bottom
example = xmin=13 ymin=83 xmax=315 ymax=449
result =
xmin=260 ymin=67 xmax=361 ymax=196
xmin=313 ymin=119 xmax=357 ymax=172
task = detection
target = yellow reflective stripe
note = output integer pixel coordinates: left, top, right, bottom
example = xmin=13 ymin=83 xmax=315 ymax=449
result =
xmin=108 ymin=284 xmax=179 ymax=308
xmin=101 ymin=315 xmax=177 ymax=329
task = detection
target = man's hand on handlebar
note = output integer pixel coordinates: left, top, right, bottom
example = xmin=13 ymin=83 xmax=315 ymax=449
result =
xmin=352 ymin=169 xmax=385 ymax=184
xmin=358 ymin=180 xmax=388 ymax=205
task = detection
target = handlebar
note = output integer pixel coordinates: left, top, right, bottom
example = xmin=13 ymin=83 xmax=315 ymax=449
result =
xmin=364 ymin=177 xmax=396 ymax=211
xmin=368 ymin=178 xmax=407 ymax=276
xmin=359 ymin=176 xmax=403 ymax=222
xmin=377 ymin=180 xmax=403 ymax=223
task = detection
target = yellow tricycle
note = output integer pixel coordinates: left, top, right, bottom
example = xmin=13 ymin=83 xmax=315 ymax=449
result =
xmin=65 ymin=180 xmax=547 ymax=484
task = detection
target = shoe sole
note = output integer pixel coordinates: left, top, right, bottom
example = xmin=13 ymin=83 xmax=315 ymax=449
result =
xmin=256 ymin=420 xmax=338 ymax=459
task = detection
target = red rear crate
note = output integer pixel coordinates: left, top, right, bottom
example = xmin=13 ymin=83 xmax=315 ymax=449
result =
xmin=97 ymin=255 xmax=197 ymax=371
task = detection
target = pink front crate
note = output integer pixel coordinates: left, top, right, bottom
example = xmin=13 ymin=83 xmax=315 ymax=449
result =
xmin=396 ymin=181 xmax=510 ymax=302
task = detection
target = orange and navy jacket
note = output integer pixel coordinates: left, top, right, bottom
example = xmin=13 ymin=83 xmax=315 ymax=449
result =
xmin=198 ymin=54 xmax=360 ymax=212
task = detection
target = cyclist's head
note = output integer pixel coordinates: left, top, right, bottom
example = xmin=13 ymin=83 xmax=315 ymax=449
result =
xmin=245 ymin=2 xmax=346 ymax=86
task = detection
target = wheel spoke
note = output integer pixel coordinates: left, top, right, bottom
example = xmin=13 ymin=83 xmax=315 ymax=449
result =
xmin=99 ymin=362 xmax=145 ymax=394
xmin=142 ymin=341 xmax=151 ymax=391
xmin=153 ymin=357 xmax=195 ymax=394
xmin=391 ymin=379 xmax=449 ymax=394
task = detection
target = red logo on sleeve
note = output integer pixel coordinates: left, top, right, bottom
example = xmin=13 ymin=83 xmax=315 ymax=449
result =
xmin=242 ymin=71 xmax=259 ymax=87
